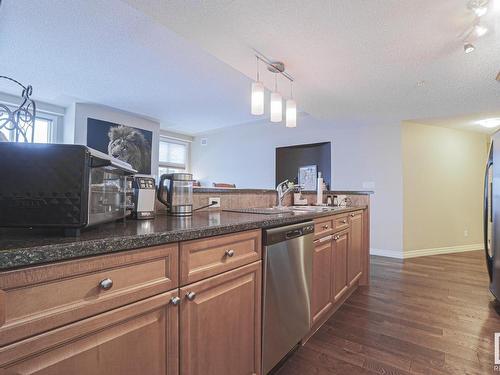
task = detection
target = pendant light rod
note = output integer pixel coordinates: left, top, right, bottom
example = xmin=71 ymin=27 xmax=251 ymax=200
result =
xmin=254 ymin=53 xmax=294 ymax=82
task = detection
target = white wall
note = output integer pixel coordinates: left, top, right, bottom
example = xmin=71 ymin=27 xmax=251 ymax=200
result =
xmin=65 ymin=103 xmax=161 ymax=176
xmin=191 ymin=114 xmax=404 ymax=255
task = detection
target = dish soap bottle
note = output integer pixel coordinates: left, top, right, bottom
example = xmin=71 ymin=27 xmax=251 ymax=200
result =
xmin=316 ymin=172 xmax=323 ymax=205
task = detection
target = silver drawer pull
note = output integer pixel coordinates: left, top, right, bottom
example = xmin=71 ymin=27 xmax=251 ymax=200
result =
xmin=99 ymin=278 xmax=113 ymax=290
xmin=186 ymin=291 xmax=196 ymax=301
xmin=322 ymin=225 xmax=329 ymax=230
xmin=350 ymin=213 xmax=355 ymax=217
xmin=224 ymin=249 xmax=235 ymax=257
xmin=342 ymin=219 xmax=347 ymax=224
xmin=170 ymin=296 xmax=181 ymax=306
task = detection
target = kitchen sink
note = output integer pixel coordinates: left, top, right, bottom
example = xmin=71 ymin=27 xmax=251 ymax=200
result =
xmin=224 ymin=206 xmax=342 ymax=215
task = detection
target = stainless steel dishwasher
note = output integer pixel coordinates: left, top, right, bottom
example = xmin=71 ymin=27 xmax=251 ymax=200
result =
xmin=262 ymin=221 xmax=314 ymax=374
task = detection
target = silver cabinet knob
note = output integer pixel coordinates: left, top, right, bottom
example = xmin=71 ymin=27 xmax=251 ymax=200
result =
xmin=342 ymin=219 xmax=347 ymax=224
xmin=350 ymin=213 xmax=355 ymax=217
xmin=224 ymin=249 xmax=235 ymax=257
xmin=186 ymin=291 xmax=196 ymax=301
xmin=99 ymin=278 xmax=113 ymax=290
xmin=170 ymin=296 xmax=181 ymax=306
xmin=322 ymin=225 xmax=329 ymax=230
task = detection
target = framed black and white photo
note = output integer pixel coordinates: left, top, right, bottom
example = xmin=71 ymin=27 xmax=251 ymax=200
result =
xmin=298 ymin=165 xmax=317 ymax=191
xmin=87 ymin=118 xmax=152 ymax=174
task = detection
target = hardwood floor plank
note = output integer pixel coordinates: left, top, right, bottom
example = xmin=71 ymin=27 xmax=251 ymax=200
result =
xmin=274 ymin=251 xmax=499 ymax=375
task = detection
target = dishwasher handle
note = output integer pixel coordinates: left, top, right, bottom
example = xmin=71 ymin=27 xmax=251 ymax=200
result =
xmin=285 ymin=229 xmax=303 ymax=239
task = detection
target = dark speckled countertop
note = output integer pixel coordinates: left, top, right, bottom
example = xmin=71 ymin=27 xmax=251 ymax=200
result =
xmin=0 ymin=206 xmax=366 ymax=270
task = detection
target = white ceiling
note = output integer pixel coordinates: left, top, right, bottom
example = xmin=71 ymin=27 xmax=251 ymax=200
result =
xmin=0 ymin=0 xmax=499 ymax=134
xmin=124 ymin=0 xmax=500 ymax=127
xmin=0 ymin=0 xmax=258 ymax=134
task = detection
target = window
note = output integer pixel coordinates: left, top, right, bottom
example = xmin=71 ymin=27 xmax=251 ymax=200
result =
xmin=1 ymin=114 xmax=56 ymax=143
xmin=158 ymin=137 xmax=190 ymax=177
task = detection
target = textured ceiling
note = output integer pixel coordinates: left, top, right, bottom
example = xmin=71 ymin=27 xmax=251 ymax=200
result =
xmin=0 ymin=0 xmax=257 ymax=134
xmin=124 ymin=0 xmax=500 ymax=127
xmin=0 ymin=1 xmax=499 ymax=134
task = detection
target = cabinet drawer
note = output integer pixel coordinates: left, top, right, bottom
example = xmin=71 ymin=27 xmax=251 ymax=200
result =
xmin=314 ymin=217 xmax=334 ymax=238
xmin=0 ymin=290 xmax=179 ymax=375
xmin=180 ymin=229 xmax=261 ymax=285
xmin=333 ymin=215 xmax=350 ymax=231
xmin=0 ymin=243 xmax=178 ymax=346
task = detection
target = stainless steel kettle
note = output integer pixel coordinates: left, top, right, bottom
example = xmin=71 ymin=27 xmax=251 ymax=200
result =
xmin=157 ymin=173 xmax=193 ymax=216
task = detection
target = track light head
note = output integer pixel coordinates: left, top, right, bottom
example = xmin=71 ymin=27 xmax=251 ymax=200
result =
xmin=464 ymin=43 xmax=475 ymax=53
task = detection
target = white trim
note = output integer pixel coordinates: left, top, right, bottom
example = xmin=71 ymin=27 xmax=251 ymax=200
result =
xmin=370 ymin=243 xmax=484 ymax=259
xmin=404 ymin=243 xmax=483 ymax=258
xmin=370 ymin=248 xmax=404 ymax=259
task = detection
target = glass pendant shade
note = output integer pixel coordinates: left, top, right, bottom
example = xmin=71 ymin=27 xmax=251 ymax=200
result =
xmin=270 ymin=92 xmax=282 ymax=122
xmin=286 ymin=99 xmax=297 ymax=128
xmin=251 ymin=81 xmax=264 ymax=115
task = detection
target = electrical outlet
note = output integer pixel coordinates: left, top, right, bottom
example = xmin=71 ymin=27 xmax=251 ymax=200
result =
xmin=209 ymin=197 xmax=220 ymax=208
xmin=464 ymin=229 xmax=469 ymax=237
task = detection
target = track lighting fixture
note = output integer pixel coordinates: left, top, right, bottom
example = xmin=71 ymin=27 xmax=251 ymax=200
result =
xmin=464 ymin=43 xmax=475 ymax=53
xmin=250 ymin=54 xmax=297 ymax=127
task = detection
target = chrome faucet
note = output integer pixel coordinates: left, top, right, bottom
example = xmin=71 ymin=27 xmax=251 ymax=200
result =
xmin=276 ymin=180 xmax=294 ymax=208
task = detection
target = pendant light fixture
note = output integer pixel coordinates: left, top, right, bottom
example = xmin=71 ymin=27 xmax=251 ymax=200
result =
xmin=250 ymin=53 xmax=297 ymax=127
xmin=270 ymin=73 xmax=282 ymax=123
xmin=250 ymin=57 xmax=264 ymax=115
xmin=286 ymin=81 xmax=297 ymax=128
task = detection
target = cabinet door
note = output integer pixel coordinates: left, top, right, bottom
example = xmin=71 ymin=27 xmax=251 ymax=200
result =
xmin=180 ymin=261 xmax=261 ymax=375
xmin=0 ymin=291 xmax=179 ymax=375
xmin=332 ymin=231 xmax=349 ymax=301
xmin=311 ymin=239 xmax=333 ymax=324
xmin=348 ymin=212 xmax=363 ymax=285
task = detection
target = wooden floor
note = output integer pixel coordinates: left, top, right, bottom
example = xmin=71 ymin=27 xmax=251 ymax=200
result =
xmin=276 ymin=250 xmax=500 ymax=375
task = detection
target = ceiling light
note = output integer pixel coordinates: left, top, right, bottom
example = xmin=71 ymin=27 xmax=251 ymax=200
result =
xmin=475 ymin=24 xmax=488 ymax=37
xmin=251 ymin=57 xmax=264 ymax=115
xmin=270 ymin=92 xmax=282 ymax=123
xmin=464 ymin=43 xmax=475 ymax=53
xmin=476 ymin=118 xmax=500 ymax=128
xmin=467 ymin=0 xmax=490 ymax=16
xmin=285 ymin=81 xmax=297 ymax=127
xmin=474 ymin=6 xmax=488 ymax=16
xmin=251 ymin=82 xmax=264 ymax=115
xmin=286 ymin=100 xmax=296 ymax=128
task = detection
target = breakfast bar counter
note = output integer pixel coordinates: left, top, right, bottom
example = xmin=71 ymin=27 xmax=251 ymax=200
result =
xmin=0 ymin=206 xmax=366 ymax=270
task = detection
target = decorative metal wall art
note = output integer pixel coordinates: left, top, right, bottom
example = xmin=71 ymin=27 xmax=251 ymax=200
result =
xmin=0 ymin=76 xmax=36 ymax=142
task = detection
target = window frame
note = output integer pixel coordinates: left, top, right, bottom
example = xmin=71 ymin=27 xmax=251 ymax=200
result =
xmin=158 ymin=136 xmax=191 ymax=174
xmin=0 ymin=102 xmax=59 ymax=143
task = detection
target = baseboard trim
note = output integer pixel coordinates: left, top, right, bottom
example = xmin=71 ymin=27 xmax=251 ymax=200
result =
xmin=370 ymin=248 xmax=404 ymax=259
xmin=370 ymin=244 xmax=483 ymax=259
xmin=404 ymin=243 xmax=483 ymax=258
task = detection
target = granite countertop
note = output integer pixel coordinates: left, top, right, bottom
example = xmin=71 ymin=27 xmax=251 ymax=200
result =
xmin=193 ymin=188 xmax=374 ymax=195
xmin=0 ymin=206 xmax=366 ymax=271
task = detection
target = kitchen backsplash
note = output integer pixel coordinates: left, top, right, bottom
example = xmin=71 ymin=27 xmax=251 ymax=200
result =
xmin=155 ymin=188 xmax=371 ymax=214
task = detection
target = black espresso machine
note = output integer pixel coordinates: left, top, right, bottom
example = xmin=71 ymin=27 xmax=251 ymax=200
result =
xmin=0 ymin=143 xmax=136 ymax=236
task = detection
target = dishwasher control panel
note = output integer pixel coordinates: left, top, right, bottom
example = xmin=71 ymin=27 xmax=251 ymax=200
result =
xmin=264 ymin=222 xmax=314 ymax=245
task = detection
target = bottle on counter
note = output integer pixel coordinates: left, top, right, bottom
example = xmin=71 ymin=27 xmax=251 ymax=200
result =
xmin=316 ymin=172 xmax=323 ymax=205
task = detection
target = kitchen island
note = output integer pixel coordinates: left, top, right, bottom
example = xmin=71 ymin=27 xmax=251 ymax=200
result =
xmin=0 ymin=202 xmax=370 ymax=375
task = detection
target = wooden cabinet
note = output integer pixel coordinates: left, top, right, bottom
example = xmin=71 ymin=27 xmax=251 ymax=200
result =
xmin=348 ymin=211 xmax=363 ymax=286
xmin=333 ymin=230 xmax=349 ymax=301
xmin=179 ymin=261 xmax=261 ymax=375
xmin=0 ymin=290 xmax=179 ymax=375
xmin=180 ymin=229 xmax=261 ymax=285
xmin=0 ymin=243 xmax=178 ymax=346
xmin=311 ymin=238 xmax=333 ymax=324
xmin=309 ymin=209 xmax=366 ymax=337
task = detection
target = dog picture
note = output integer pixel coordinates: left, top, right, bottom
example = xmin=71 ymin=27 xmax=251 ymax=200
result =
xmin=87 ymin=118 xmax=153 ymax=174
xmin=107 ymin=125 xmax=151 ymax=173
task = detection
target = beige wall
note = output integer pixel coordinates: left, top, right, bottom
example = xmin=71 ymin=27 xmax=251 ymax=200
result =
xmin=402 ymin=121 xmax=489 ymax=254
